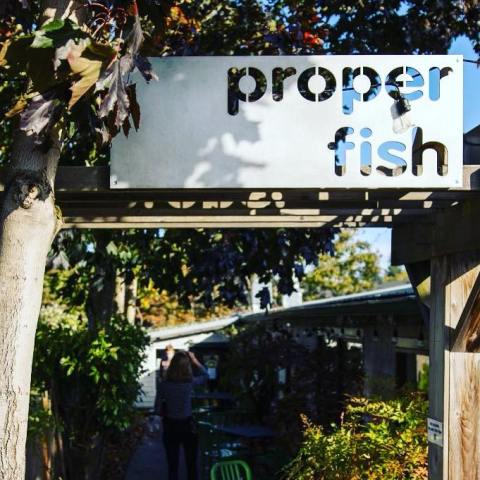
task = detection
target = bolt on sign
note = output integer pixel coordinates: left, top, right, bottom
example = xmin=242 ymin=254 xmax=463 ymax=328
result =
xmin=110 ymin=55 xmax=463 ymax=189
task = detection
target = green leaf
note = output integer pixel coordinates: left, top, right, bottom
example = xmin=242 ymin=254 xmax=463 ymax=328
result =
xmin=105 ymin=241 xmax=118 ymax=256
xmin=32 ymin=19 xmax=86 ymax=51
xmin=42 ymin=19 xmax=65 ymax=32
xmin=31 ymin=32 xmax=53 ymax=49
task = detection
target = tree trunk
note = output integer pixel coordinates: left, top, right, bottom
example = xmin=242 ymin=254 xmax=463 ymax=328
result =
xmin=0 ymin=131 xmax=60 ymax=479
xmin=114 ymin=272 xmax=126 ymax=316
xmin=125 ymin=275 xmax=138 ymax=324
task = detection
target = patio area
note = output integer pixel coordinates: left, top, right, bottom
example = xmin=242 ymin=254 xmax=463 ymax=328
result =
xmin=126 ymin=407 xmax=278 ymax=480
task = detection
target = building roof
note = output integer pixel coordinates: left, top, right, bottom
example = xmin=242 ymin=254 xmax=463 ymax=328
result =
xmin=147 ymin=283 xmax=418 ymax=341
xmin=148 ymin=315 xmax=239 ymax=342
xmin=238 ymin=283 xmax=418 ymax=322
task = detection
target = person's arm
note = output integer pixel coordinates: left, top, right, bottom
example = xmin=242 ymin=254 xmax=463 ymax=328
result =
xmin=188 ymin=351 xmax=209 ymax=385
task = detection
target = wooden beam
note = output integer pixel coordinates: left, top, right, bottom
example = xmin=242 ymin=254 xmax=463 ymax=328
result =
xmin=429 ymin=251 xmax=480 ymax=479
xmin=363 ymin=320 xmax=396 ymax=398
xmin=451 ymin=272 xmax=480 ymax=352
xmin=392 ymin=223 xmax=434 ymax=265
xmin=392 ymin=200 xmax=480 ymax=265
xmin=61 ymin=219 xmax=386 ymax=229
xmin=1 ymin=165 xmax=480 ymax=227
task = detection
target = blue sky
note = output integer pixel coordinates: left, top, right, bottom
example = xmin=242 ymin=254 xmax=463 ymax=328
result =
xmin=358 ymin=36 xmax=480 ymax=270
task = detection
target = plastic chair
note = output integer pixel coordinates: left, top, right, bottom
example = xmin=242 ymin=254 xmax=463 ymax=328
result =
xmin=210 ymin=460 xmax=252 ymax=480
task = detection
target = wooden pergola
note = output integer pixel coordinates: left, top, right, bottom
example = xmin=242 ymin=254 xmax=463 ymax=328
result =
xmin=2 ymin=127 xmax=480 ymax=479
xmin=39 ymin=163 xmax=480 ymax=229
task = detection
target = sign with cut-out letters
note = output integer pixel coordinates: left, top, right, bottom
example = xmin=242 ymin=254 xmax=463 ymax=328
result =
xmin=111 ymin=55 xmax=463 ymax=189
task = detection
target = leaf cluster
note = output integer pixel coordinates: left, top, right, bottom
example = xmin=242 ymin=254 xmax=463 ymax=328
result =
xmin=2 ymin=0 xmax=479 ymax=165
xmin=147 ymin=228 xmax=335 ymax=309
xmin=49 ymin=227 xmax=335 ymax=311
xmin=281 ymin=392 xmax=428 ymax=480
xmin=139 ymin=283 xmax=236 ymax=327
xmin=0 ymin=3 xmax=154 ymax=153
xmin=32 ymin=309 xmax=149 ymax=438
xmin=27 ymin=388 xmax=58 ymax=441
xmin=302 ymin=230 xmax=382 ymax=301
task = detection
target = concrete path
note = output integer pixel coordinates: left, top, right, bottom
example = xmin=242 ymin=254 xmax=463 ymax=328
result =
xmin=125 ymin=422 xmax=188 ymax=480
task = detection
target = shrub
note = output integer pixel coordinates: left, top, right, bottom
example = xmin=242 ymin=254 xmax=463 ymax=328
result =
xmin=281 ymin=393 xmax=428 ymax=480
xmin=31 ymin=306 xmax=149 ymax=478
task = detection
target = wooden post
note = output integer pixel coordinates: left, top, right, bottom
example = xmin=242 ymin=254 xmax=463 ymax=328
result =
xmin=429 ymin=251 xmax=480 ymax=479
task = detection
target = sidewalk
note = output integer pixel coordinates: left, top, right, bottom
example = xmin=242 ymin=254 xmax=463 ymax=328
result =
xmin=125 ymin=423 xmax=188 ymax=480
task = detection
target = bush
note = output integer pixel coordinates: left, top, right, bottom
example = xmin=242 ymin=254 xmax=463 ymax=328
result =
xmin=31 ymin=305 xmax=149 ymax=478
xmin=281 ymin=393 xmax=428 ymax=480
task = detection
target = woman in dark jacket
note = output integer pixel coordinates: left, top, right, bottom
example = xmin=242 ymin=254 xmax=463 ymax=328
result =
xmin=157 ymin=350 xmax=208 ymax=480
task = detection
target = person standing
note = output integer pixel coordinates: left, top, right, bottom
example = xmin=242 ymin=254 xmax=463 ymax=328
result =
xmin=157 ymin=350 xmax=208 ymax=480
xmin=160 ymin=344 xmax=176 ymax=380
xmin=153 ymin=344 xmax=175 ymax=418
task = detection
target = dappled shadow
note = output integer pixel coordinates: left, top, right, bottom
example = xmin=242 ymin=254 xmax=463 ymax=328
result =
xmin=111 ymin=58 xmax=266 ymax=188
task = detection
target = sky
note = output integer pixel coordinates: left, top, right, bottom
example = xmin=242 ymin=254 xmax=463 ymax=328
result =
xmin=357 ymin=36 xmax=480 ymax=271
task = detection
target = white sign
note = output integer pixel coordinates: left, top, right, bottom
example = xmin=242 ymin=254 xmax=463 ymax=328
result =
xmin=111 ymin=55 xmax=463 ymax=189
xmin=427 ymin=418 xmax=443 ymax=447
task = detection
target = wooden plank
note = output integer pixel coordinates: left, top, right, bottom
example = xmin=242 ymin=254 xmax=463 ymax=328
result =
xmin=448 ymin=254 xmax=480 ymax=480
xmin=405 ymin=261 xmax=430 ymax=328
xmin=61 ymin=220 xmax=382 ymax=229
xmin=392 ymin=200 xmax=480 ymax=265
xmin=63 ymin=221 xmax=337 ymax=228
xmin=59 ymin=207 xmax=432 ymax=218
xmin=449 ymin=354 xmax=480 ymax=479
xmin=61 ymin=212 xmax=430 ymax=228
xmin=0 ymin=165 xmax=479 ymax=227
xmin=392 ymin=223 xmax=435 ymax=266
xmin=363 ymin=321 xmax=396 ymax=397
xmin=429 ymin=252 xmax=480 ymax=480
xmin=451 ymin=273 xmax=480 ymax=352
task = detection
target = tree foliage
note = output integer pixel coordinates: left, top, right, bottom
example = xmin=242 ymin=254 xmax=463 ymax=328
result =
xmin=0 ymin=0 xmax=476 ymax=477
xmin=1 ymin=0 xmax=479 ymax=164
xmin=50 ymin=227 xmax=334 ymax=312
xmin=1 ymin=0 xmax=478 ymax=310
xmin=31 ymin=304 xmax=149 ymax=478
xmin=1 ymin=1 xmax=155 ymax=150
xmin=302 ymin=230 xmax=382 ymax=300
xmin=139 ymin=283 xmax=236 ymax=327
xmin=384 ymin=264 xmax=409 ymax=283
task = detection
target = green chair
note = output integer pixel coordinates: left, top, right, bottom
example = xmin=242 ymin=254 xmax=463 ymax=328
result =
xmin=210 ymin=460 xmax=252 ymax=480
